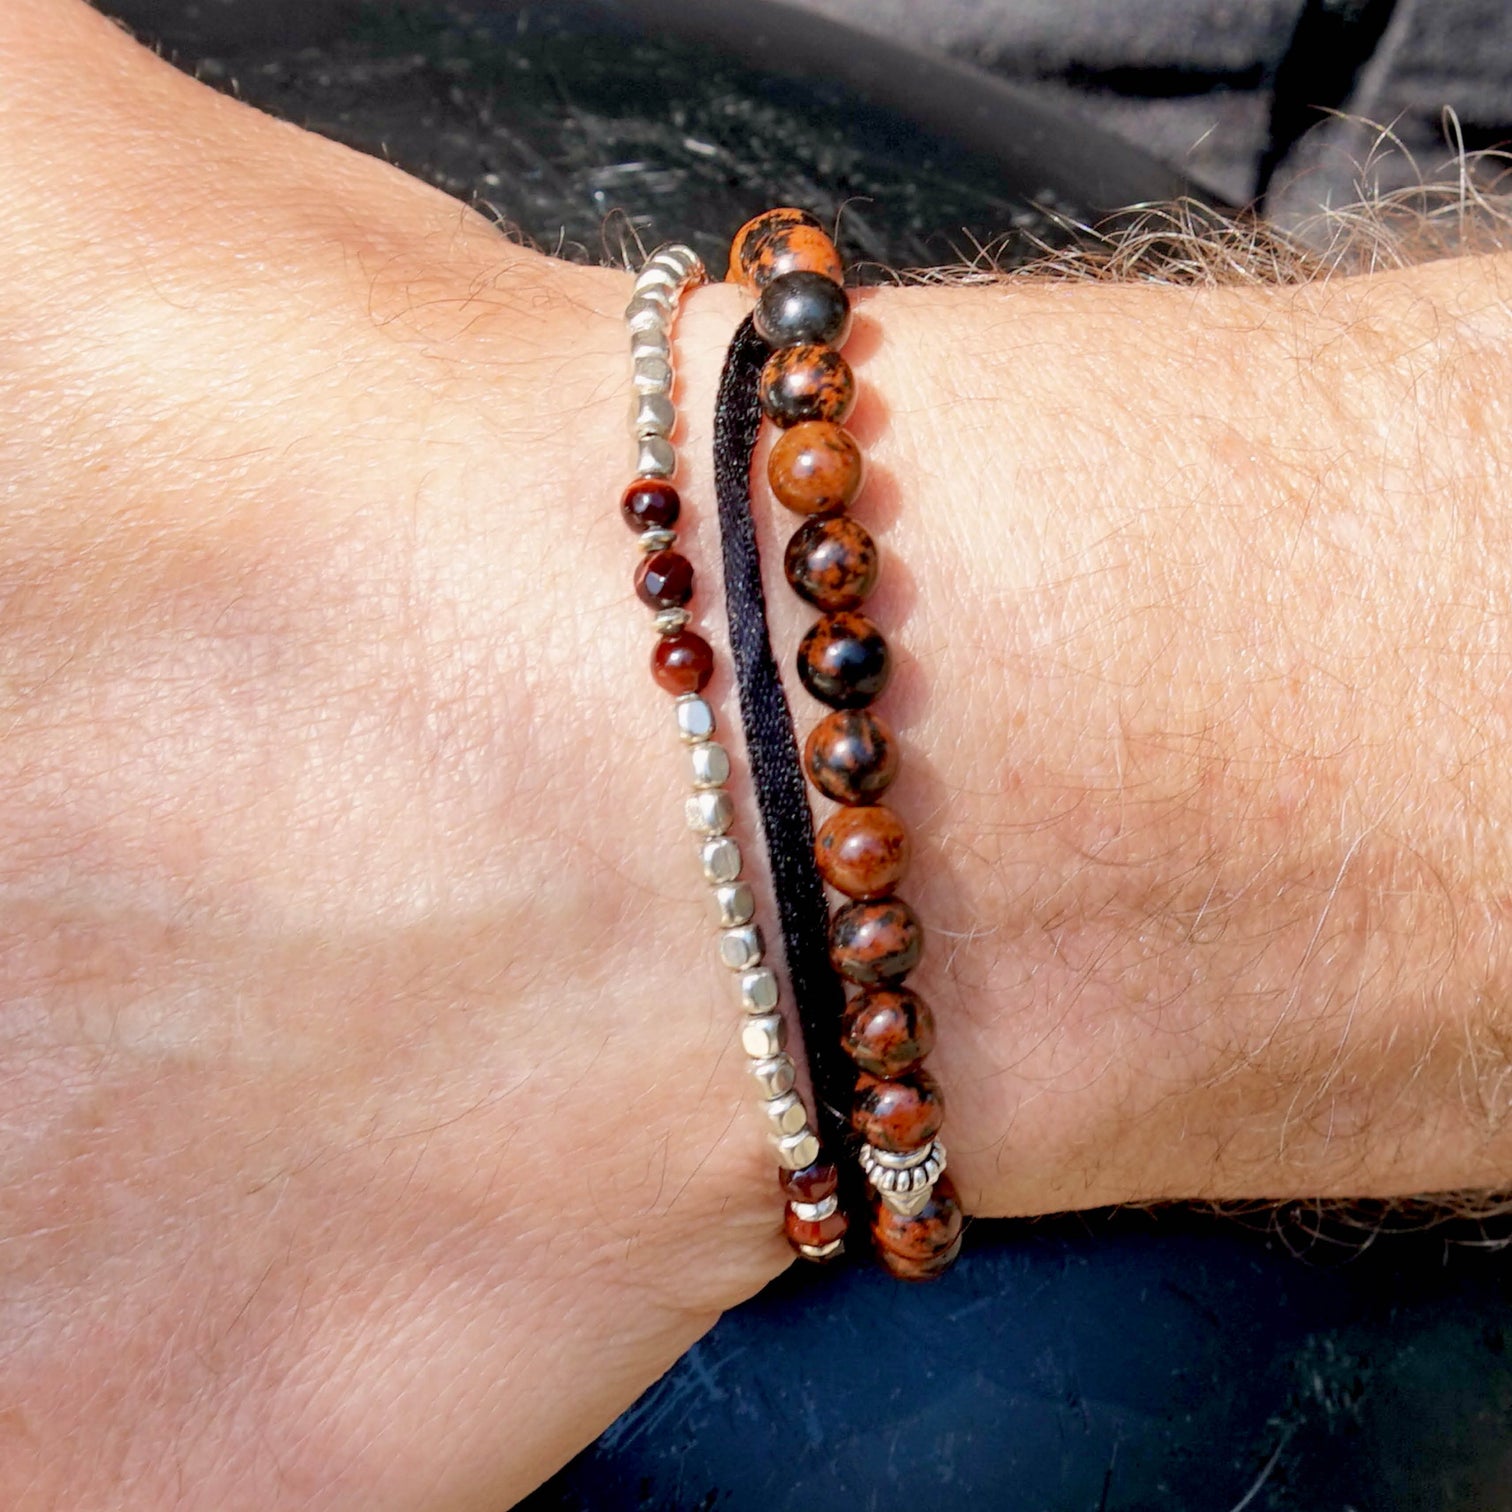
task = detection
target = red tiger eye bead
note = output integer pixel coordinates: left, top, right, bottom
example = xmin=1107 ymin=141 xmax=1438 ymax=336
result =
xmin=851 ymin=1070 xmax=944 ymax=1152
xmin=871 ymin=1174 xmax=962 ymax=1262
xmin=815 ymin=803 xmax=911 ymax=899
xmin=779 ymin=1161 xmax=839 ymax=1203
xmin=768 ymin=421 xmax=864 ymax=515
xmin=830 ymin=895 xmax=922 ymax=983
xmin=841 ymin=986 xmax=935 ymax=1077
xmin=620 ymin=478 xmax=680 ymax=532
xmin=651 ymin=630 xmax=713 ymax=694
xmin=634 ymin=549 xmax=694 ymax=609
xmin=728 ymin=207 xmax=843 ymax=291
xmin=785 ymin=1205 xmax=849 ymax=1250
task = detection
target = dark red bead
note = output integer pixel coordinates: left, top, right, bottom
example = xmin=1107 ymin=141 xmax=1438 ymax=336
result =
xmin=785 ymin=1205 xmax=849 ymax=1250
xmin=871 ymin=1173 xmax=963 ymax=1262
xmin=651 ymin=630 xmax=713 ymax=694
xmin=815 ymin=804 xmax=910 ymax=899
xmin=784 ymin=515 xmax=878 ymax=611
xmin=779 ymin=1161 xmax=839 ymax=1204
xmin=621 ymin=478 xmax=680 ymax=532
xmin=841 ymin=986 xmax=935 ymax=1077
xmin=798 ymin=611 xmax=889 ymax=710
xmin=634 ymin=549 xmax=694 ymax=609
xmin=804 ymin=708 xmax=900 ymax=805
xmin=830 ymin=896 xmax=923 ymax=984
xmin=851 ymin=1070 xmax=945 ymax=1152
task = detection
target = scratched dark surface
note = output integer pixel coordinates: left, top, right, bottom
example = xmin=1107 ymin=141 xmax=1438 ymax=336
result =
xmin=100 ymin=2 xmax=1512 ymax=1508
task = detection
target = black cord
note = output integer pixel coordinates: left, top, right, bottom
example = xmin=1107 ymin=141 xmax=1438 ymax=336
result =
xmin=713 ymin=315 xmax=863 ymax=1232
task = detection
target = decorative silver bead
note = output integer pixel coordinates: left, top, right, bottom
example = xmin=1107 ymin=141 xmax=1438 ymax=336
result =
xmin=624 ymin=295 xmax=666 ymax=332
xmin=686 ymin=789 xmax=734 ymax=836
xmin=631 ymin=390 xmax=676 ymax=438
xmin=636 ymin=435 xmax=676 ymax=478
xmin=689 ymin=741 xmax=731 ymax=789
xmin=748 ymin=1053 xmax=796 ymax=1098
xmin=638 ymin=526 xmax=677 ymax=554
xmin=774 ymin=1127 xmax=820 ymax=1170
xmin=712 ymin=880 xmax=755 ymax=928
xmin=699 ymin=834 xmax=741 ymax=884
xmin=762 ymin=1091 xmax=808 ymax=1137
xmin=868 ymin=1141 xmax=942 ymax=1171
xmin=633 ymin=355 xmax=673 ymax=393
xmin=630 ymin=326 xmax=672 ymax=361
xmin=880 ymin=1185 xmax=935 ymax=1217
xmin=739 ymin=966 xmax=779 ymax=1013
xmin=790 ymin=1194 xmax=838 ymax=1223
xmin=741 ymin=1011 xmax=786 ymax=1058
xmin=719 ymin=923 xmax=763 ymax=971
xmin=654 ymin=607 xmax=691 ymax=636
xmin=858 ymin=1139 xmax=947 ymax=1194
xmin=676 ymin=694 xmax=715 ymax=743
xmin=794 ymin=1236 xmax=845 ymax=1262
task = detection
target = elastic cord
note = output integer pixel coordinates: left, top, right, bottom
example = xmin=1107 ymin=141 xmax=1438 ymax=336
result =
xmin=713 ymin=315 xmax=862 ymax=1224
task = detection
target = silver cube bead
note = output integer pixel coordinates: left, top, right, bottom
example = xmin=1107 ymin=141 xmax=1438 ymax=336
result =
xmin=748 ymin=1053 xmax=796 ymax=1098
xmin=649 ymin=243 xmax=702 ymax=277
xmin=624 ymin=296 xmax=667 ymax=332
xmin=633 ymin=355 xmax=673 ymax=393
xmin=676 ymin=694 xmax=715 ymax=743
xmin=739 ymin=966 xmax=779 ymax=1013
xmin=689 ymin=741 xmax=731 ymax=789
xmin=686 ymin=789 xmax=734 ymax=837
xmin=636 ymin=436 xmax=676 ymax=478
xmin=631 ymin=390 xmax=676 ymax=438
xmin=773 ymin=1127 xmax=820 ymax=1171
xmin=719 ymin=923 xmax=763 ymax=971
xmin=634 ymin=264 xmax=681 ymax=296
xmin=630 ymin=326 xmax=672 ymax=361
xmin=741 ymin=1011 xmax=786 ymax=1058
xmin=713 ymin=881 xmax=755 ymax=928
xmin=763 ymin=1091 xmax=808 ymax=1137
xmin=699 ymin=834 xmax=741 ymax=884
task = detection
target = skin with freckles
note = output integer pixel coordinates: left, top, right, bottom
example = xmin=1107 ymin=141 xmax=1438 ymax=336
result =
xmin=6 ymin=1 xmax=1512 ymax=1506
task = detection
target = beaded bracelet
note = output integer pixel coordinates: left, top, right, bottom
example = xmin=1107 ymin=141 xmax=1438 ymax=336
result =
xmin=726 ymin=210 xmax=963 ymax=1278
xmin=620 ymin=244 xmax=847 ymax=1263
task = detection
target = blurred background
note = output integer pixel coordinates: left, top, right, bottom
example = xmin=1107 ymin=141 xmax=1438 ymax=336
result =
xmin=94 ymin=3 xmax=1512 ymax=1508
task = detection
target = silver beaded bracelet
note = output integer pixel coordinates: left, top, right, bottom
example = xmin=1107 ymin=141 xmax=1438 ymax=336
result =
xmin=619 ymin=244 xmax=844 ymax=1263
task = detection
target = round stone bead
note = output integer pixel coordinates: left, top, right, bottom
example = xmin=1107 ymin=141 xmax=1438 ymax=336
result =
xmin=727 ymin=207 xmax=843 ymax=291
xmin=760 ymin=344 xmax=856 ymax=428
xmin=785 ymin=1204 xmax=848 ymax=1251
xmin=830 ymin=896 xmax=923 ymax=983
xmin=872 ymin=1173 xmax=962 ymax=1261
xmin=841 ymin=986 xmax=935 ymax=1077
xmin=634 ymin=549 xmax=694 ymax=609
xmin=784 ymin=515 xmax=878 ymax=611
xmin=651 ymin=630 xmax=714 ymax=694
xmin=877 ymin=1235 xmax=962 ymax=1280
xmin=851 ymin=1069 xmax=945 ymax=1152
xmin=768 ymin=421 xmax=864 ymax=515
xmin=804 ymin=707 xmax=900 ymax=805
xmin=779 ymin=1160 xmax=840 ymax=1204
xmin=798 ymin=611 xmax=890 ymax=709
xmin=621 ymin=478 xmax=680 ymax=532
xmin=815 ymin=804 xmax=910 ymax=899
xmin=754 ymin=271 xmax=852 ymax=350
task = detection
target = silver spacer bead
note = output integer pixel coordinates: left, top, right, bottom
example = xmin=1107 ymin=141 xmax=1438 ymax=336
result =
xmin=636 ymin=435 xmax=676 ymax=478
xmin=654 ymin=607 xmax=691 ymax=636
xmin=880 ymin=1185 xmax=935 ymax=1217
xmin=773 ymin=1127 xmax=821 ymax=1170
xmin=689 ymin=741 xmax=731 ymax=789
xmin=739 ymin=966 xmax=779 ymax=1013
xmin=699 ymin=834 xmax=741 ymax=884
xmin=686 ymin=789 xmax=734 ymax=836
xmin=748 ymin=1053 xmax=796 ymax=1098
xmin=858 ymin=1139 xmax=948 ymax=1194
xmin=631 ymin=390 xmax=677 ymax=438
xmin=712 ymin=880 xmax=755 ymax=928
xmin=676 ymin=694 xmax=715 ymax=743
xmin=795 ymin=1236 xmax=845 ymax=1262
xmin=791 ymin=1194 xmax=839 ymax=1223
xmin=633 ymin=355 xmax=674 ymax=393
xmin=741 ymin=1012 xmax=787 ymax=1059
xmin=719 ymin=923 xmax=764 ymax=971
xmin=638 ymin=526 xmax=677 ymax=553
xmin=762 ymin=1090 xmax=809 ymax=1137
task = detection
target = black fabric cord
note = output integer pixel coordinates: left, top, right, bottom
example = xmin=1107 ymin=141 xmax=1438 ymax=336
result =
xmin=713 ymin=315 xmax=863 ymax=1231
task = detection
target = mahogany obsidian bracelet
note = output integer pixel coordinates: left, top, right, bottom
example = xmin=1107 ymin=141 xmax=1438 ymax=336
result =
xmin=620 ymin=244 xmax=847 ymax=1263
xmin=727 ymin=209 xmax=963 ymax=1279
